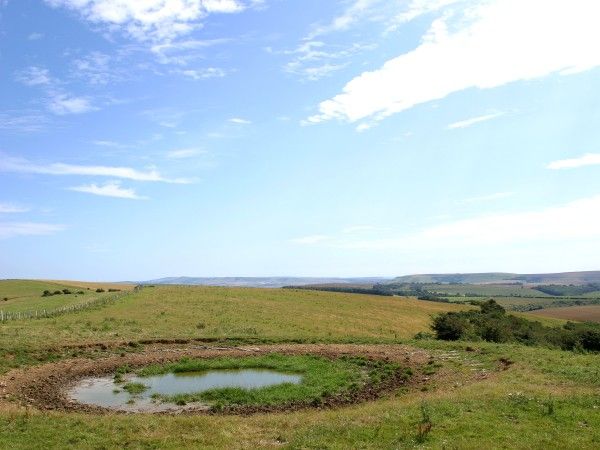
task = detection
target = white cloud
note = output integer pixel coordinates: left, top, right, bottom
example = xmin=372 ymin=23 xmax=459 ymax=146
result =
xmin=0 ymin=156 xmax=191 ymax=183
xmin=460 ymin=191 xmax=514 ymax=204
xmin=47 ymin=94 xmax=96 ymax=115
xmin=166 ymin=148 xmax=204 ymax=159
xmin=71 ymin=52 xmax=118 ymax=85
xmin=228 ymin=117 xmax=251 ymax=124
xmin=306 ymin=0 xmax=380 ymax=39
xmin=0 ymin=222 xmax=65 ymax=239
xmin=28 ymin=32 xmax=44 ymax=40
xmin=46 ymin=0 xmax=247 ymax=42
xmin=151 ymin=38 xmax=230 ymax=64
xmin=178 ymin=67 xmax=226 ymax=80
xmin=283 ymin=41 xmax=372 ymax=81
xmin=546 ymin=153 xmax=600 ymax=170
xmin=69 ymin=181 xmax=147 ymax=199
xmin=341 ymin=225 xmax=381 ymax=234
xmin=291 ymin=235 xmax=330 ymax=245
xmin=307 ymin=0 xmax=600 ymax=126
xmin=341 ymin=194 xmax=600 ymax=250
xmin=446 ymin=112 xmax=504 ymax=130
xmin=0 ymin=203 xmax=29 ymax=213
xmin=16 ymin=66 xmax=52 ymax=86
xmin=0 ymin=112 xmax=50 ymax=133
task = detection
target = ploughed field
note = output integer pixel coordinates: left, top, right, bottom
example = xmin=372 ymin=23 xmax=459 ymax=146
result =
xmin=0 ymin=282 xmax=599 ymax=449
xmin=528 ymin=304 xmax=600 ymax=323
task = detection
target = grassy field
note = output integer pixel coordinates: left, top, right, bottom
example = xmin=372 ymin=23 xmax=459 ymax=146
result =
xmin=0 ymin=285 xmax=469 ymax=361
xmin=0 ymin=280 xmax=129 ymax=314
xmin=528 ymin=305 xmax=600 ymax=323
xmin=0 ymin=283 xmax=599 ymax=449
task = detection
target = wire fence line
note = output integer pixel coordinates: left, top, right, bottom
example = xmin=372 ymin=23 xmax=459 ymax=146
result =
xmin=0 ymin=286 xmax=142 ymax=322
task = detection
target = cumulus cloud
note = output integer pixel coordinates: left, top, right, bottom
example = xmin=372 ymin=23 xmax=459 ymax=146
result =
xmin=0 ymin=156 xmax=191 ymax=183
xmin=45 ymin=0 xmax=248 ymax=42
xmin=307 ymin=0 xmax=600 ymax=127
xmin=69 ymin=181 xmax=147 ymax=199
xmin=546 ymin=153 xmax=600 ymax=170
xmin=446 ymin=112 xmax=504 ymax=130
xmin=0 ymin=222 xmax=65 ymax=239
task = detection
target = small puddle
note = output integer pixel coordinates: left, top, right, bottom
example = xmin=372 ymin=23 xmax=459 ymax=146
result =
xmin=68 ymin=369 xmax=302 ymax=412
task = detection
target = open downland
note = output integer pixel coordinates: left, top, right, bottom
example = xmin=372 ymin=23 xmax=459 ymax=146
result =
xmin=528 ymin=304 xmax=600 ymax=323
xmin=0 ymin=285 xmax=599 ymax=449
xmin=0 ymin=286 xmax=469 ymax=363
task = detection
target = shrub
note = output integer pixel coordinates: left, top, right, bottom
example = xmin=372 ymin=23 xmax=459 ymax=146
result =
xmin=96 ymin=288 xmax=105 ymax=293
xmin=42 ymin=290 xmax=52 ymax=297
xmin=62 ymin=289 xmax=72 ymax=295
xmin=431 ymin=300 xmax=600 ymax=352
xmin=53 ymin=290 xmax=62 ymax=295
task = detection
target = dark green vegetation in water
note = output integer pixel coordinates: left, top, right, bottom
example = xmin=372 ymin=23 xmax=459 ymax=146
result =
xmin=431 ymin=299 xmax=600 ymax=351
xmin=131 ymin=353 xmax=406 ymax=408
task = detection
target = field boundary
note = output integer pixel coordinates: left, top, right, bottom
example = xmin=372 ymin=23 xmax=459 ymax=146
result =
xmin=0 ymin=286 xmax=140 ymax=322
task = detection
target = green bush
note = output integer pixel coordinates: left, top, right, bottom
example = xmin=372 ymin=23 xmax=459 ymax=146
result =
xmin=431 ymin=299 xmax=600 ymax=352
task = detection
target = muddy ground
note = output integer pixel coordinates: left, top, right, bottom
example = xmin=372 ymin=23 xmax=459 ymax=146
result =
xmin=0 ymin=343 xmax=489 ymax=415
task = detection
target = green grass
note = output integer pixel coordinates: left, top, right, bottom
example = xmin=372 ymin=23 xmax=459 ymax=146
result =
xmin=0 ymin=280 xmax=118 ymax=314
xmin=2 ymin=284 xmax=600 ymax=448
xmin=122 ymin=382 xmax=149 ymax=395
xmin=134 ymin=354 xmax=403 ymax=408
xmin=0 ymin=286 xmax=468 ymax=369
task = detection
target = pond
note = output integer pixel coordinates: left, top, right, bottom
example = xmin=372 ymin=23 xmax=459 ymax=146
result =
xmin=68 ymin=369 xmax=302 ymax=412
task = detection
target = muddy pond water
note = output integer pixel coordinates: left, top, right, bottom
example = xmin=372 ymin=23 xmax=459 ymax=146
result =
xmin=68 ymin=369 xmax=302 ymax=412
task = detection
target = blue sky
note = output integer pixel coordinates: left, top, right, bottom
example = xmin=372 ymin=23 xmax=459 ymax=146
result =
xmin=1 ymin=0 xmax=600 ymax=280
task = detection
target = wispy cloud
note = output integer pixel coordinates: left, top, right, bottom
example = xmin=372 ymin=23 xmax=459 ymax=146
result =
xmin=307 ymin=0 xmax=600 ymax=127
xmin=459 ymin=192 xmax=515 ymax=204
xmin=47 ymin=93 xmax=96 ymax=115
xmin=282 ymin=40 xmax=373 ymax=81
xmin=291 ymin=235 xmax=330 ymax=245
xmin=178 ymin=68 xmax=227 ymax=80
xmin=341 ymin=195 xmax=600 ymax=250
xmin=0 ymin=222 xmax=65 ymax=239
xmin=546 ymin=153 xmax=600 ymax=170
xmin=446 ymin=112 xmax=504 ymax=130
xmin=0 ymin=202 xmax=29 ymax=213
xmin=228 ymin=117 xmax=251 ymax=124
xmin=0 ymin=156 xmax=192 ymax=184
xmin=0 ymin=111 xmax=50 ymax=133
xmin=152 ymin=38 xmax=231 ymax=65
xmin=28 ymin=32 xmax=44 ymax=40
xmin=71 ymin=51 xmax=119 ymax=85
xmin=166 ymin=148 xmax=205 ymax=159
xmin=69 ymin=181 xmax=147 ymax=199
xmin=15 ymin=66 xmax=52 ymax=86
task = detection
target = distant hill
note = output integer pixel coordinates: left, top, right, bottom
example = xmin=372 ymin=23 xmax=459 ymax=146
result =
xmin=390 ymin=271 xmax=600 ymax=285
xmin=141 ymin=277 xmax=390 ymax=288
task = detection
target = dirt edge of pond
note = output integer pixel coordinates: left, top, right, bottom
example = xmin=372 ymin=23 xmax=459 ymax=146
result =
xmin=0 ymin=344 xmax=480 ymax=416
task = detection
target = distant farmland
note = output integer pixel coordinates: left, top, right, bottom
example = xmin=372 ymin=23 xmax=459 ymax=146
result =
xmin=528 ymin=305 xmax=600 ymax=323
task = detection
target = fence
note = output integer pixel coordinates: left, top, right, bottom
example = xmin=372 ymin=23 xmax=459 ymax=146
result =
xmin=0 ymin=286 xmax=142 ymax=322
